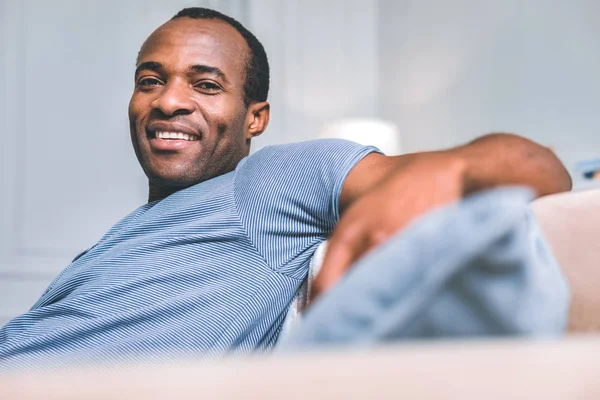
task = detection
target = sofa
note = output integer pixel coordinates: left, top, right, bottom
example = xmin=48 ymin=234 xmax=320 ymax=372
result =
xmin=531 ymin=188 xmax=600 ymax=332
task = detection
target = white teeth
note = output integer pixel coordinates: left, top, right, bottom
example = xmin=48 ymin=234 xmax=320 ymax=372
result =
xmin=155 ymin=131 xmax=198 ymax=141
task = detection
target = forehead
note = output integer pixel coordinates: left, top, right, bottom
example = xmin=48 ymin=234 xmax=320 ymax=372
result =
xmin=138 ymin=18 xmax=249 ymax=81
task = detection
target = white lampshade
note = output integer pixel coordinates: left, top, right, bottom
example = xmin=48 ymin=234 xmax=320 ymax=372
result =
xmin=319 ymin=118 xmax=401 ymax=155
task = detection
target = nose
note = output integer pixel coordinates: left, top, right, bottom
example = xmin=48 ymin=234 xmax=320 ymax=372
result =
xmin=150 ymin=79 xmax=195 ymax=116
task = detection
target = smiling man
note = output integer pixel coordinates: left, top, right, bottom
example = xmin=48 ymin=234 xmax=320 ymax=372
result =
xmin=130 ymin=12 xmax=269 ymax=200
xmin=0 ymin=7 xmax=571 ymax=368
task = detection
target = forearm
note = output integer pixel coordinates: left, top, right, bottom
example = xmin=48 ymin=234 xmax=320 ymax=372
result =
xmin=340 ymin=133 xmax=571 ymax=213
xmin=449 ymin=133 xmax=572 ymax=197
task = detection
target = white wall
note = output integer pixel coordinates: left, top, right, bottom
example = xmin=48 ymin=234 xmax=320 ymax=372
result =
xmin=249 ymin=0 xmax=379 ymax=148
xmin=378 ymin=0 xmax=600 ymax=182
xmin=0 ymin=0 xmax=379 ymax=324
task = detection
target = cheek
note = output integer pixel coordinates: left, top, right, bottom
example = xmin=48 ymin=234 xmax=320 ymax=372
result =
xmin=128 ymin=93 xmax=149 ymax=128
xmin=213 ymin=113 xmax=246 ymax=148
xmin=128 ymin=98 xmax=140 ymax=131
xmin=203 ymin=100 xmax=247 ymax=142
xmin=217 ymin=123 xmax=227 ymax=136
xmin=128 ymin=94 xmax=138 ymax=118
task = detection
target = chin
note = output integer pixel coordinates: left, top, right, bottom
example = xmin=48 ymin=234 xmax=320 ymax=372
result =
xmin=144 ymin=163 xmax=201 ymax=189
xmin=150 ymin=173 xmax=200 ymax=190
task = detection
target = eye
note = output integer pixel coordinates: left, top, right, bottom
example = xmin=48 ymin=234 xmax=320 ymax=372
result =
xmin=137 ymin=77 xmax=163 ymax=87
xmin=195 ymin=81 xmax=222 ymax=94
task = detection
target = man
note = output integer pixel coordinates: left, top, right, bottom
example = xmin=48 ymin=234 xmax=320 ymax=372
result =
xmin=0 ymin=7 xmax=570 ymax=368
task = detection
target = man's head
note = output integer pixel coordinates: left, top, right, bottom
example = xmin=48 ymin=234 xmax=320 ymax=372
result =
xmin=129 ymin=7 xmax=270 ymax=198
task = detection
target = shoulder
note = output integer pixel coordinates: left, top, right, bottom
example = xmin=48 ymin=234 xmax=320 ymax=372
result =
xmin=237 ymin=139 xmax=379 ymax=173
xmin=234 ymin=139 xmax=381 ymax=220
xmin=249 ymin=138 xmax=370 ymax=157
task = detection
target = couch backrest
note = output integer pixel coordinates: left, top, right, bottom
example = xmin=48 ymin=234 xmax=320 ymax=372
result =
xmin=531 ymin=189 xmax=600 ymax=332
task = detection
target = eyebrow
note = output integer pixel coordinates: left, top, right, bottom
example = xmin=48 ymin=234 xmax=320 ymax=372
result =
xmin=135 ymin=61 xmax=162 ymax=77
xmin=135 ymin=61 xmax=229 ymax=83
xmin=190 ymin=64 xmax=229 ymax=84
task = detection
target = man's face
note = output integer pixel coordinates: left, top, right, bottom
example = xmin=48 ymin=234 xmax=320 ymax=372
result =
xmin=129 ymin=17 xmax=257 ymax=190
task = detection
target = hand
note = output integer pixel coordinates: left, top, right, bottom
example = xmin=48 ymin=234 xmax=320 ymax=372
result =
xmin=310 ymin=153 xmax=467 ymax=301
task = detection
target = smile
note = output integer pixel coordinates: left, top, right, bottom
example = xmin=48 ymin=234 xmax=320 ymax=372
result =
xmin=151 ymin=131 xmax=199 ymax=141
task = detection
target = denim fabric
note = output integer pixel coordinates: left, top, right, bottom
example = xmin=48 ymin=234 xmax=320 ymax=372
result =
xmin=283 ymin=188 xmax=570 ymax=349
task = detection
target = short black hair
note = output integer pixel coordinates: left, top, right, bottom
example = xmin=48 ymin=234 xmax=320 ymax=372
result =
xmin=171 ymin=7 xmax=269 ymax=107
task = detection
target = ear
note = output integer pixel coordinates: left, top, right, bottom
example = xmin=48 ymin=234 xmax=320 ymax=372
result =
xmin=245 ymin=101 xmax=270 ymax=140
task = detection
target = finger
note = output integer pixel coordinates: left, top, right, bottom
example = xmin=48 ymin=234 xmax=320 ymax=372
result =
xmin=310 ymin=228 xmax=369 ymax=301
xmin=310 ymin=245 xmax=354 ymax=301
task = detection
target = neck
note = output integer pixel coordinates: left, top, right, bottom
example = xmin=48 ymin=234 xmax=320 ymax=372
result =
xmin=148 ymin=181 xmax=180 ymax=202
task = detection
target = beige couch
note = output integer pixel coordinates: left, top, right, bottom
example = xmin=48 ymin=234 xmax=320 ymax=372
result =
xmin=532 ymin=189 xmax=600 ymax=332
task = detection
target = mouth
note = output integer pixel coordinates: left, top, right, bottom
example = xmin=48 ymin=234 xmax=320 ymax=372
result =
xmin=148 ymin=131 xmax=200 ymax=141
xmin=146 ymin=128 xmax=201 ymax=151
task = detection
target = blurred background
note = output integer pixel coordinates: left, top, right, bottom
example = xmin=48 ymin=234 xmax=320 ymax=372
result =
xmin=0 ymin=0 xmax=599 ymax=326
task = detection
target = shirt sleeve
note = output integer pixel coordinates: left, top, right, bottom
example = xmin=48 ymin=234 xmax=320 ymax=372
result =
xmin=234 ymin=139 xmax=380 ymax=277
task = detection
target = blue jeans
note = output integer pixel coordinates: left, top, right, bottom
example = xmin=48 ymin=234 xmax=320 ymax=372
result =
xmin=283 ymin=188 xmax=570 ymax=349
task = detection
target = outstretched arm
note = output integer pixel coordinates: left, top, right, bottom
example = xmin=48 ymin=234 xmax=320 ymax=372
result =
xmin=312 ymin=133 xmax=571 ymax=299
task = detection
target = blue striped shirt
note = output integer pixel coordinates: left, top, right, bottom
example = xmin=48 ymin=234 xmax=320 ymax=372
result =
xmin=0 ymin=139 xmax=377 ymax=369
